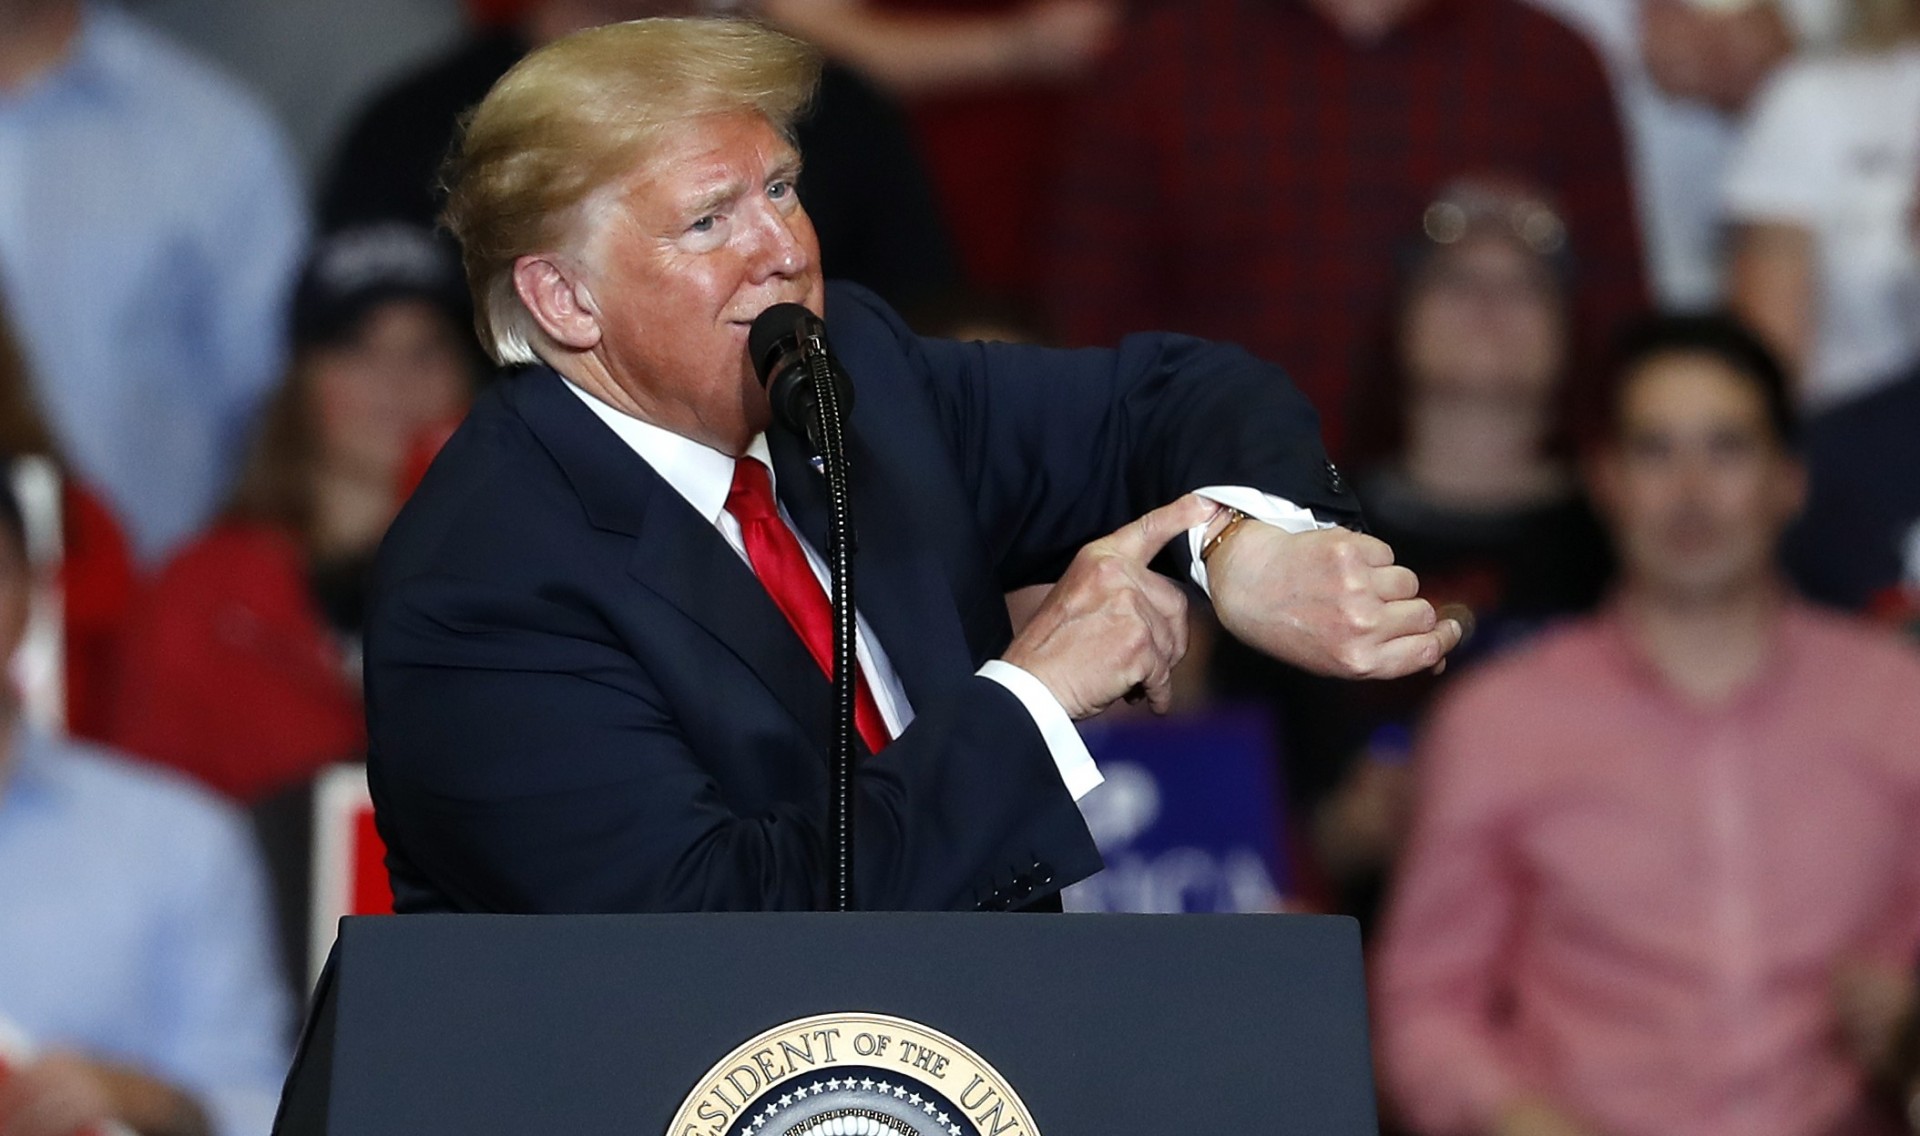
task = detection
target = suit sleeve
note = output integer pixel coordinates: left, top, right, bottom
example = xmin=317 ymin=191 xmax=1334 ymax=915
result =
xmin=370 ymin=565 xmax=1098 ymax=915
xmin=832 ymin=283 xmax=1361 ymax=588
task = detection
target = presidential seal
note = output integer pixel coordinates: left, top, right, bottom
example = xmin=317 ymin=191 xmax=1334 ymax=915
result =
xmin=667 ymin=1013 xmax=1040 ymax=1136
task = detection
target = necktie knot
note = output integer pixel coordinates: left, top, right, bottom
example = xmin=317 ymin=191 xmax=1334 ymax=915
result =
xmin=726 ymin=458 xmax=781 ymax=526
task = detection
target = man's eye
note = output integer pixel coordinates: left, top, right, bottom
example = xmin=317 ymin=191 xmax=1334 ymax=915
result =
xmin=689 ymin=215 xmax=717 ymax=233
xmin=768 ymin=179 xmax=793 ymax=200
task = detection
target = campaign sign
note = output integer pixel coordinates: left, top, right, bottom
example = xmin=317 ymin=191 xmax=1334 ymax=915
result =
xmin=1063 ymin=705 xmax=1290 ymax=913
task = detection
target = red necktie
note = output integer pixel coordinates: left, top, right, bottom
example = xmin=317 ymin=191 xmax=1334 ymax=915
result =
xmin=726 ymin=458 xmax=891 ymax=753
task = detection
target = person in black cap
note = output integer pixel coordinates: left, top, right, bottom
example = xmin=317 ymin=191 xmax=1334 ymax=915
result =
xmin=105 ymin=224 xmax=484 ymax=806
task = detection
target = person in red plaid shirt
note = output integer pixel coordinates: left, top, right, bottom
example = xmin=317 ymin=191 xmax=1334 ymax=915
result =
xmin=1043 ymin=0 xmax=1650 ymax=456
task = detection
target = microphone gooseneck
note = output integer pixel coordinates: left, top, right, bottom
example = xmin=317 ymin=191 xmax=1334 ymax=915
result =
xmin=748 ymin=303 xmax=860 ymax=913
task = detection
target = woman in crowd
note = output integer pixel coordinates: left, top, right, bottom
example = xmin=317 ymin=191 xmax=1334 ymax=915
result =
xmin=1219 ymin=179 xmax=1612 ymax=922
xmin=1725 ymin=0 xmax=1920 ymax=408
xmin=0 ymin=300 xmax=137 ymax=742
xmin=108 ymin=224 xmax=482 ymax=803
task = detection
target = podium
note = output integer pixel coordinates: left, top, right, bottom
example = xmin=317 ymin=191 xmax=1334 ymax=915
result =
xmin=276 ymin=912 xmax=1379 ymax=1135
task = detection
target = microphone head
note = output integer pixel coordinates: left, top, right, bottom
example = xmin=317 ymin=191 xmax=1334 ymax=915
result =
xmin=749 ymin=302 xmax=820 ymax=388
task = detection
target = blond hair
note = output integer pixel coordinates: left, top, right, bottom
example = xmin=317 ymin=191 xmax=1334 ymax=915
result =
xmin=441 ymin=17 xmax=821 ymax=365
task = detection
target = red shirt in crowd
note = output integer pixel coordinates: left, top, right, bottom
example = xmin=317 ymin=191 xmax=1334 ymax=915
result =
xmin=60 ymin=482 xmax=137 ymax=742
xmin=1045 ymin=0 xmax=1648 ymax=453
xmin=107 ymin=522 xmax=363 ymax=803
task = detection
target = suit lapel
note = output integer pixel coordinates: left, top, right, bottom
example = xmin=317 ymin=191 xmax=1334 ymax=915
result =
xmin=768 ymin=427 xmax=973 ymax=712
xmin=511 ymin=370 xmax=833 ymax=748
xmin=627 ymin=497 xmax=835 ymax=746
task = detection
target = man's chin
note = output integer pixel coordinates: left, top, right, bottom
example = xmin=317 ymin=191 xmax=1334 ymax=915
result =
xmin=1638 ymin=560 xmax=1765 ymax=605
xmin=738 ymin=385 xmax=775 ymax=442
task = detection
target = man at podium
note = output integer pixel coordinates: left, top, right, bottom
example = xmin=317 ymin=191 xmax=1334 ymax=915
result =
xmin=364 ymin=16 xmax=1461 ymax=915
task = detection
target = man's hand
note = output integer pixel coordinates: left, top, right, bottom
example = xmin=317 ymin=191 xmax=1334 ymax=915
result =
xmin=1003 ymin=494 xmax=1219 ymax=718
xmin=1492 ymin=1097 xmax=1601 ymax=1136
xmin=1832 ymin=959 xmax=1918 ymax=1080
xmin=0 ymin=1052 xmax=208 ymax=1136
xmin=1642 ymin=0 xmax=1791 ymax=113
xmin=1207 ymin=522 xmax=1462 ymax=680
xmin=1010 ymin=0 xmax=1121 ymax=80
xmin=1312 ymin=751 xmax=1415 ymax=883
xmin=0 ymin=1053 xmax=118 ymax=1136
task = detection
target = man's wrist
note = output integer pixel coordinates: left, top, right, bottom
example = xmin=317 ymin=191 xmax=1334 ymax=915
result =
xmin=1199 ymin=507 xmax=1251 ymax=565
xmin=1184 ymin=486 xmax=1335 ymax=595
xmin=1490 ymin=1095 xmax=1590 ymax=1136
xmin=98 ymin=1059 xmax=213 ymax=1136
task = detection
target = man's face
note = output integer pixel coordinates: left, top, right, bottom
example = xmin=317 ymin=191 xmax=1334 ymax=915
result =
xmin=308 ymin=299 xmax=474 ymax=485
xmin=579 ymin=111 xmax=823 ymax=453
xmin=1401 ymin=233 xmax=1564 ymax=403
xmin=1592 ymin=352 xmax=1805 ymax=605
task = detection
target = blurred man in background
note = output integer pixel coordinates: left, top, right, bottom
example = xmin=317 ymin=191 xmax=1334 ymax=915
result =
xmin=1376 ymin=315 xmax=1920 ymax=1136
xmin=0 ymin=0 xmax=306 ymax=563
xmin=1722 ymin=0 xmax=1920 ymax=409
xmin=1529 ymin=0 xmax=1828 ymax=310
xmin=0 ymin=476 xmax=291 ymax=1136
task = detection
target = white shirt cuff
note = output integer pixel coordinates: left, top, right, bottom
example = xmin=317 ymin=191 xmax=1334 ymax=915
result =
xmin=1185 ymin=485 xmax=1335 ymax=595
xmin=975 ymin=659 xmax=1103 ymax=800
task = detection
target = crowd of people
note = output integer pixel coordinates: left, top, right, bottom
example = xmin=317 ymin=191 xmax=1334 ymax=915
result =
xmin=1 ymin=0 xmax=1918 ymax=1132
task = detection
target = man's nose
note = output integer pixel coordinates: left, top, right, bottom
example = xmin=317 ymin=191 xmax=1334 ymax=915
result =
xmin=747 ymin=201 xmax=812 ymax=281
xmin=1665 ymin=446 xmax=1723 ymax=500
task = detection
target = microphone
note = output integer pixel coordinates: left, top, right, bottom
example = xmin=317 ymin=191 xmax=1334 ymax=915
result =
xmin=748 ymin=302 xmax=862 ymax=912
xmin=749 ymin=303 xmax=854 ymax=457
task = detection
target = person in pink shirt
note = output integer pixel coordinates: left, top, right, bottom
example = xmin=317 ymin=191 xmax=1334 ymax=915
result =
xmin=1374 ymin=313 xmax=1920 ymax=1136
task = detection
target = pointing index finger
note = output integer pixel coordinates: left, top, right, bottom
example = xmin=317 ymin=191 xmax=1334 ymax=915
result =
xmin=1103 ymin=493 xmax=1223 ymax=564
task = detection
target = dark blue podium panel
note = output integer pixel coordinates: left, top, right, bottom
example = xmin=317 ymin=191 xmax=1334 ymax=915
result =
xmin=304 ymin=912 xmax=1377 ymax=1135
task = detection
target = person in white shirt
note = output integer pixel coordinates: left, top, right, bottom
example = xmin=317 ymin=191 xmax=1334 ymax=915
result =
xmin=1525 ymin=0 xmax=1838 ymax=309
xmin=1724 ymin=0 xmax=1920 ymax=407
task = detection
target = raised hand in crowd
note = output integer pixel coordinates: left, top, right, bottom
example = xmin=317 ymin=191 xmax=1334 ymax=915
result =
xmin=1642 ymin=0 xmax=1793 ymax=113
xmin=1002 ymin=0 xmax=1121 ymax=81
xmin=756 ymin=0 xmax=1120 ymax=93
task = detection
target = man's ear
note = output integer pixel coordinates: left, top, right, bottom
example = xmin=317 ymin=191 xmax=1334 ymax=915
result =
xmin=512 ymin=255 xmax=602 ymax=351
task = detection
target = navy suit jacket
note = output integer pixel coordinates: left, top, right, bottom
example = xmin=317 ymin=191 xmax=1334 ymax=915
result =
xmin=365 ymin=283 xmax=1358 ymax=914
